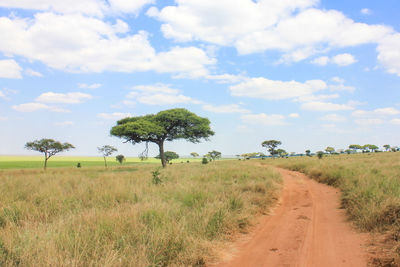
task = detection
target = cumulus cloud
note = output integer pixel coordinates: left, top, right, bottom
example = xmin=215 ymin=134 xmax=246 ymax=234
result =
xmin=241 ymin=113 xmax=286 ymax=126
xmin=12 ymin=102 xmax=70 ymax=112
xmin=288 ymin=113 xmax=300 ymax=118
xmin=0 ymin=59 xmax=22 ymax=79
xmin=230 ymin=77 xmax=327 ymax=100
xmin=202 ymin=104 xmax=249 ymax=113
xmin=301 ymin=101 xmax=354 ymax=111
xmin=127 ymin=84 xmax=200 ymax=106
xmin=78 ymin=83 xmax=102 ymax=89
xmin=25 ymin=68 xmax=43 ymax=77
xmin=377 ymin=33 xmax=400 ymax=76
xmin=320 ymin=113 xmax=347 ymax=122
xmin=97 ymin=112 xmax=132 ymax=120
xmin=35 ymin=92 xmax=92 ymax=104
xmin=311 ymin=56 xmax=329 ymax=66
xmin=0 ymin=13 xmax=214 ymax=78
xmin=331 ymin=53 xmax=357 ymax=66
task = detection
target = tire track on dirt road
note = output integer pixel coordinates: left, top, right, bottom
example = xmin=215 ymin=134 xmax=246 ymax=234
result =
xmin=214 ymin=168 xmax=369 ymax=267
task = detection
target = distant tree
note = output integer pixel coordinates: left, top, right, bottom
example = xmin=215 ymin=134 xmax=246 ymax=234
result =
xmin=110 ymin=108 xmax=214 ymax=168
xmin=276 ymin=149 xmax=288 ymax=158
xmin=345 ymin=149 xmax=352 ymax=154
xmin=262 ymin=140 xmax=282 ymax=158
xmin=363 ymin=144 xmax=378 ymax=153
xmin=208 ymin=150 xmax=222 ymax=161
xmin=325 ymin=147 xmax=335 ymax=154
xmin=349 ymin=144 xmax=363 ymax=153
xmin=116 ymin=154 xmax=125 ymax=165
xmin=25 ymin=138 xmax=75 ymax=170
xmin=98 ymin=145 xmax=118 ymax=168
xmin=202 ymin=157 xmax=208 ymax=164
xmin=305 ymin=150 xmax=311 ymax=157
xmin=316 ymin=151 xmax=324 ymax=159
xmin=155 ymin=151 xmax=179 ymax=163
xmin=190 ymin=152 xmax=199 ymax=158
xmin=383 ymin=144 xmax=390 ymax=152
xmin=391 ymin=146 xmax=399 ymax=152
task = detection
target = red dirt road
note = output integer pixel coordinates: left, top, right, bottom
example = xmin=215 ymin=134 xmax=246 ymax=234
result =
xmin=215 ymin=168 xmax=368 ymax=267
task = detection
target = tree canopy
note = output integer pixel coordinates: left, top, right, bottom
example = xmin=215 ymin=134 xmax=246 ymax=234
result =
xmin=207 ymin=150 xmax=221 ymax=161
xmin=261 ymin=140 xmax=282 ymax=158
xmin=155 ymin=151 xmax=179 ymax=163
xmin=110 ymin=108 xmax=214 ymax=168
xmin=25 ymin=138 xmax=75 ymax=170
xmin=190 ymin=152 xmax=199 ymax=158
xmin=98 ymin=145 xmax=118 ymax=167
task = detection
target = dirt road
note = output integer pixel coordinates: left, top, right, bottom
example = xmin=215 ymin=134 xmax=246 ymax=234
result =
xmin=215 ymin=168 xmax=369 ymax=267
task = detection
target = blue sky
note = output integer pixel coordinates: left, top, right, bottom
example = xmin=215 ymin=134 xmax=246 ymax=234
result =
xmin=0 ymin=0 xmax=399 ymax=157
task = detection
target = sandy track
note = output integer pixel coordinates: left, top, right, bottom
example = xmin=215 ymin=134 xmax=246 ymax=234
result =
xmin=215 ymin=168 xmax=368 ymax=267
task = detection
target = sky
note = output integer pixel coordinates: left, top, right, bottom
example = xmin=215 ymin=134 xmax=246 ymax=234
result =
xmin=0 ymin=0 xmax=399 ymax=157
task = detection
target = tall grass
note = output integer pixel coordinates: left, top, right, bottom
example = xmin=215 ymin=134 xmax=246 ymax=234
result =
xmin=266 ymin=152 xmax=400 ymax=264
xmin=0 ymin=160 xmax=280 ymax=266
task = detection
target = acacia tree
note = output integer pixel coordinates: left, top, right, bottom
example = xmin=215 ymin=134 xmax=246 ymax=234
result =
xmin=155 ymin=151 xmax=179 ymax=163
xmin=305 ymin=150 xmax=311 ymax=157
xmin=25 ymin=138 xmax=75 ymax=170
xmin=363 ymin=144 xmax=378 ymax=153
xmin=208 ymin=150 xmax=221 ymax=161
xmin=261 ymin=140 xmax=282 ymax=158
xmin=116 ymin=154 xmax=125 ymax=165
xmin=190 ymin=152 xmax=199 ymax=158
xmin=98 ymin=145 xmax=118 ymax=168
xmin=110 ymin=108 xmax=214 ymax=168
xmin=349 ymin=144 xmax=362 ymax=153
xmin=383 ymin=144 xmax=390 ymax=152
xmin=325 ymin=147 xmax=335 ymax=154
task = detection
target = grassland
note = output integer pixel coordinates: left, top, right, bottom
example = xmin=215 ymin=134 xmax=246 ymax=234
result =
xmin=0 ymin=156 xmax=204 ymax=169
xmin=0 ymin=160 xmax=281 ymax=266
xmin=265 ymin=152 xmax=400 ymax=264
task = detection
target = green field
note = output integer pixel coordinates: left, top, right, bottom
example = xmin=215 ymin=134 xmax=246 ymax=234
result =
xmin=265 ymin=152 xmax=400 ymax=265
xmin=0 ymin=156 xmax=205 ymax=169
xmin=0 ymin=160 xmax=280 ymax=266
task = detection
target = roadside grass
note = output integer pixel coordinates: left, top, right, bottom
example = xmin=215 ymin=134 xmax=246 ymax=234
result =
xmin=265 ymin=152 xmax=400 ymax=264
xmin=0 ymin=156 xmax=208 ymax=169
xmin=0 ymin=160 xmax=281 ymax=266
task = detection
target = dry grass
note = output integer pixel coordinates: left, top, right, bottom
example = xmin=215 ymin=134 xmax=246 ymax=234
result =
xmin=0 ymin=160 xmax=281 ymax=266
xmin=265 ymin=152 xmax=400 ymax=265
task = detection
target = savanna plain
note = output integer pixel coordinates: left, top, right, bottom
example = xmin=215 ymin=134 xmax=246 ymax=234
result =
xmin=0 ymin=152 xmax=399 ymax=266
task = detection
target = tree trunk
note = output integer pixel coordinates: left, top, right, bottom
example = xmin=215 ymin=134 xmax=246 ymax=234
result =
xmin=44 ymin=151 xmax=48 ymax=170
xmin=158 ymin=142 xmax=167 ymax=168
xmin=103 ymin=156 xmax=107 ymax=168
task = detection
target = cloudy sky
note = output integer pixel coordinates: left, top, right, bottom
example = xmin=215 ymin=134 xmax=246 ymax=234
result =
xmin=1 ymin=0 xmax=399 ymax=157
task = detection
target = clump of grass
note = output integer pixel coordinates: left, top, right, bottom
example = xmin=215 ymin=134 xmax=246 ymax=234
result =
xmin=0 ymin=160 xmax=281 ymax=266
xmin=266 ymin=152 xmax=400 ymax=264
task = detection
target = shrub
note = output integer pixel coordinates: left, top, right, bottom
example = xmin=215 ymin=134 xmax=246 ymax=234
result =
xmin=151 ymin=169 xmax=162 ymax=185
xmin=202 ymin=157 xmax=208 ymax=164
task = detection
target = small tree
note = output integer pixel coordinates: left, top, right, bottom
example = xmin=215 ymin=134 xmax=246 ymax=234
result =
xmin=98 ymin=145 xmax=117 ymax=168
xmin=190 ymin=152 xmax=199 ymax=158
xmin=110 ymin=108 xmax=214 ymax=168
xmin=325 ymin=147 xmax=335 ymax=154
xmin=25 ymin=138 xmax=75 ymax=170
xmin=363 ymin=144 xmax=378 ymax=153
xmin=305 ymin=150 xmax=311 ymax=157
xmin=202 ymin=157 xmax=208 ymax=164
xmin=316 ymin=151 xmax=324 ymax=159
xmin=262 ymin=140 xmax=282 ymax=159
xmin=116 ymin=154 xmax=125 ymax=165
xmin=349 ymin=144 xmax=362 ymax=153
xmin=276 ymin=149 xmax=287 ymax=158
xmin=383 ymin=144 xmax=390 ymax=152
xmin=155 ymin=151 xmax=179 ymax=164
xmin=208 ymin=150 xmax=221 ymax=161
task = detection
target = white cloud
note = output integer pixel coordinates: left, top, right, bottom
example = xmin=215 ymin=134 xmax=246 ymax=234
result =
xmin=301 ymin=101 xmax=354 ymax=111
xmin=202 ymin=104 xmax=249 ymax=114
xmin=97 ymin=112 xmax=132 ymax=120
xmin=355 ymin=118 xmax=384 ymax=126
xmin=138 ymin=94 xmax=194 ymax=105
xmin=0 ymin=59 xmax=22 ymax=79
xmin=0 ymin=116 xmax=7 ymax=121
xmin=288 ymin=113 xmax=300 ymax=118
xmin=12 ymin=102 xmax=70 ymax=113
xmin=331 ymin=53 xmax=357 ymax=66
xmin=377 ymin=33 xmax=400 ymax=76
xmin=0 ymin=91 xmax=5 ymax=99
xmin=0 ymin=14 xmax=214 ymax=77
xmin=25 ymin=68 xmax=43 ymax=77
xmin=35 ymin=92 xmax=92 ymax=104
xmin=352 ymin=107 xmax=400 ymax=117
xmin=311 ymin=56 xmax=329 ymax=66
xmin=361 ymin=8 xmax=371 ymax=15
xmin=329 ymin=77 xmax=356 ymax=92
xmin=54 ymin=121 xmax=74 ymax=126
xmin=391 ymin=118 xmax=400 ymax=125
xmin=78 ymin=83 xmax=102 ymax=89
xmin=241 ymin=113 xmax=286 ymax=126
xmin=132 ymin=84 xmax=179 ymax=94
xmin=0 ymin=0 xmax=153 ymax=17
xmin=109 ymin=0 xmax=154 ymax=15
xmin=320 ymin=114 xmax=347 ymax=122
xmin=374 ymin=107 xmax=400 ymax=115
xmin=230 ymin=77 xmax=326 ymax=100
